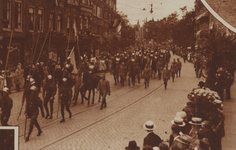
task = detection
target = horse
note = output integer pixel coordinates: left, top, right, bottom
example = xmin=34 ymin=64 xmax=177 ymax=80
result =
xmin=82 ymin=71 xmax=101 ymax=105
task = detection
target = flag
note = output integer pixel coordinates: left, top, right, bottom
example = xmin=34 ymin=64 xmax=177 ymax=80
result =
xmin=109 ymin=19 xmax=120 ymax=28
xmin=68 ymin=47 xmax=78 ymax=74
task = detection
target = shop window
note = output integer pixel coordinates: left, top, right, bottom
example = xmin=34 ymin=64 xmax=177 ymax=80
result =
xmin=29 ymin=7 xmax=35 ymax=31
xmin=49 ymin=13 xmax=54 ymax=31
xmin=38 ymin=8 xmax=44 ymax=31
xmin=66 ymin=16 xmax=70 ymax=33
xmin=80 ymin=17 xmax=83 ymax=30
xmin=85 ymin=17 xmax=89 ymax=29
xmin=3 ymin=0 xmax=11 ymax=29
xmin=97 ymin=6 xmax=101 ymax=17
xmin=15 ymin=1 xmax=22 ymax=30
xmin=57 ymin=14 xmax=62 ymax=32
xmin=93 ymin=4 xmax=96 ymax=15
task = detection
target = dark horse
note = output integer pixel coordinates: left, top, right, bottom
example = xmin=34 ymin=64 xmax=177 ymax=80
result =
xmin=82 ymin=71 xmax=101 ymax=105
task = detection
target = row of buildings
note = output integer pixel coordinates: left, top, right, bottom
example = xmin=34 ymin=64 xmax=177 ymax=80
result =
xmin=0 ymin=0 xmax=118 ymax=69
xmin=194 ymin=0 xmax=236 ymax=48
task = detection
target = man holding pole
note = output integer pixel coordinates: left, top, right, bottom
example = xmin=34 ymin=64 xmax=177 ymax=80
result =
xmin=0 ymin=87 xmax=13 ymax=126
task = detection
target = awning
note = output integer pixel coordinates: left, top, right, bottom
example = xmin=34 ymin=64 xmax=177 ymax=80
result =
xmin=195 ymin=11 xmax=209 ymax=20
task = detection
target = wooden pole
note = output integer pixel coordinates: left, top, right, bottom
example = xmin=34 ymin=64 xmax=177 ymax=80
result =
xmin=4 ymin=29 xmax=14 ymax=72
xmin=65 ymin=30 xmax=71 ymax=63
xmin=32 ymin=29 xmax=50 ymax=76
xmin=29 ymin=31 xmax=40 ymax=75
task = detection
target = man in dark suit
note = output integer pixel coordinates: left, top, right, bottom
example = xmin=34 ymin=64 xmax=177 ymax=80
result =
xmin=143 ymin=120 xmax=162 ymax=148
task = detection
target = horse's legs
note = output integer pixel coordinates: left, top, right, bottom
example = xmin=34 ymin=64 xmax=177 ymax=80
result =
xmin=80 ymin=90 xmax=83 ymax=104
xmin=92 ymin=88 xmax=95 ymax=104
xmin=87 ymin=90 xmax=91 ymax=105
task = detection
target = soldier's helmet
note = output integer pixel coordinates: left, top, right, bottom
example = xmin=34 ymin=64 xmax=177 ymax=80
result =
xmin=67 ymin=57 xmax=71 ymax=60
xmin=62 ymin=78 xmax=67 ymax=82
xmin=65 ymin=64 xmax=70 ymax=68
xmin=30 ymin=78 xmax=35 ymax=85
xmin=2 ymin=87 xmax=9 ymax=94
xmin=30 ymin=85 xmax=37 ymax=91
xmin=48 ymin=75 xmax=53 ymax=80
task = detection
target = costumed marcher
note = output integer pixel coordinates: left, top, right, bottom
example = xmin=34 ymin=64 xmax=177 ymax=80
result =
xmin=73 ymin=69 xmax=84 ymax=105
xmin=119 ymin=61 xmax=127 ymax=86
xmin=163 ymin=66 xmax=170 ymax=90
xmin=59 ymin=78 xmax=72 ymax=123
xmin=97 ymin=73 xmax=110 ymax=110
xmin=43 ymin=75 xmax=57 ymax=119
xmin=170 ymin=59 xmax=178 ymax=82
xmin=143 ymin=120 xmax=162 ymax=148
xmin=0 ymin=87 xmax=13 ymax=126
xmin=128 ymin=58 xmax=136 ymax=86
xmin=25 ymin=85 xmax=44 ymax=142
xmin=176 ymin=58 xmax=182 ymax=77
xmin=143 ymin=64 xmax=151 ymax=88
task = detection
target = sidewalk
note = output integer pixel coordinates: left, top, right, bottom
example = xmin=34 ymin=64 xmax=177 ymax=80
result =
xmin=222 ymin=74 xmax=236 ymax=150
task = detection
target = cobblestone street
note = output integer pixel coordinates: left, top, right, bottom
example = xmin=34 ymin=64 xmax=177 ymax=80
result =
xmin=6 ymin=54 xmax=211 ymax=150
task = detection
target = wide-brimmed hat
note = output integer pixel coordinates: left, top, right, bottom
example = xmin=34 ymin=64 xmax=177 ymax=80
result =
xmin=189 ymin=117 xmax=202 ymax=125
xmin=176 ymin=111 xmax=187 ymax=119
xmin=143 ymin=120 xmax=156 ymax=131
xmin=125 ymin=141 xmax=140 ymax=150
xmin=176 ymin=134 xmax=193 ymax=146
xmin=171 ymin=117 xmax=186 ymax=127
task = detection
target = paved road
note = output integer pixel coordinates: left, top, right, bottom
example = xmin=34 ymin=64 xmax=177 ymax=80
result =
xmin=7 ymin=54 xmax=204 ymax=150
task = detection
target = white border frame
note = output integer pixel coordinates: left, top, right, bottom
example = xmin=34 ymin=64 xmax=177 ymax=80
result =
xmin=0 ymin=126 xmax=19 ymax=150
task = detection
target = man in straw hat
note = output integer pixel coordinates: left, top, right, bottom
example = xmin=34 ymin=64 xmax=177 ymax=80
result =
xmin=143 ymin=120 xmax=162 ymax=148
xmin=170 ymin=134 xmax=193 ymax=150
xmin=0 ymin=87 xmax=13 ymax=126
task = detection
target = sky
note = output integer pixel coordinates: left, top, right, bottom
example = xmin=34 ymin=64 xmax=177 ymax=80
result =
xmin=116 ymin=0 xmax=195 ymax=26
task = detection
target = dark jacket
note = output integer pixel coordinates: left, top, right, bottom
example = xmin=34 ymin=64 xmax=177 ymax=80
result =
xmin=143 ymin=132 xmax=162 ymax=148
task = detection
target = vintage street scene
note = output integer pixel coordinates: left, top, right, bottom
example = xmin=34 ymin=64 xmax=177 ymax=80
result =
xmin=0 ymin=0 xmax=236 ymax=150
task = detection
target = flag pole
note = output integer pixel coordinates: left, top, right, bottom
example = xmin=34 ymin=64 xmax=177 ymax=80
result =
xmin=4 ymin=29 xmax=14 ymax=72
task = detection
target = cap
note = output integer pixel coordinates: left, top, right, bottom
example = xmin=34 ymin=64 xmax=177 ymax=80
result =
xmin=48 ymin=75 xmax=52 ymax=80
xmin=30 ymin=85 xmax=37 ymax=91
xmin=62 ymin=78 xmax=67 ymax=82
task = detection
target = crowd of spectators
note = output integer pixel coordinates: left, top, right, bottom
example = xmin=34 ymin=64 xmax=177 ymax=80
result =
xmin=125 ymin=81 xmax=226 ymax=150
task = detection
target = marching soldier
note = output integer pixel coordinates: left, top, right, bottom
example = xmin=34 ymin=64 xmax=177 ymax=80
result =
xmin=119 ymin=61 xmax=127 ymax=86
xmin=128 ymin=59 xmax=136 ymax=86
xmin=143 ymin=64 xmax=151 ymax=88
xmin=163 ymin=66 xmax=171 ymax=90
xmin=44 ymin=75 xmax=57 ymax=119
xmin=176 ymin=58 xmax=182 ymax=77
xmin=25 ymin=85 xmax=44 ymax=142
xmin=170 ymin=59 xmax=178 ymax=82
xmin=0 ymin=87 xmax=13 ymax=126
xmin=59 ymin=78 xmax=72 ymax=123
xmin=97 ymin=73 xmax=110 ymax=110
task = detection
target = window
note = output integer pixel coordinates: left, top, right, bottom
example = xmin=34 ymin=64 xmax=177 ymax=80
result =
xmin=15 ymin=1 xmax=22 ymax=30
xmin=57 ymin=14 xmax=62 ymax=32
xmin=49 ymin=13 xmax=54 ymax=31
xmin=93 ymin=4 xmax=96 ymax=15
xmin=3 ymin=0 xmax=11 ymax=29
xmin=113 ymin=3 xmax=116 ymax=11
xmin=73 ymin=18 xmax=77 ymax=33
xmin=29 ymin=7 xmax=35 ymax=30
xmin=80 ymin=17 xmax=83 ymax=30
xmin=105 ymin=0 xmax=108 ymax=4
xmin=104 ymin=12 xmax=108 ymax=20
xmin=38 ymin=8 xmax=43 ymax=31
xmin=97 ymin=6 xmax=100 ymax=17
xmin=85 ymin=17 xmax=89 ymax=29
xmin=66 ymin=16 xmax=70 ymax=30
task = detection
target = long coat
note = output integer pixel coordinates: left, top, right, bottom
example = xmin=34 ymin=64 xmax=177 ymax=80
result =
xmin=163 ymin=69 xmax=170 ymax=80
xmin=97 ymin=79 xmax=110 ymax=95
xmin=143 ymin=132 xmax=162 ymax=148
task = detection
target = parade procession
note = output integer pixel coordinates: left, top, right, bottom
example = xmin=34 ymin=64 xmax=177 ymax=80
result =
xmin=0 ymin=0 xmax=236 ymax=150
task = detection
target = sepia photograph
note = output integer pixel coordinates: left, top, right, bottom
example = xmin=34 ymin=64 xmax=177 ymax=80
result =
xmin=0 ymin=0 xmax=235 ymax=149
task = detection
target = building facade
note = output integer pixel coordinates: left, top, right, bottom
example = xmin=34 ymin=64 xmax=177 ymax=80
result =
xmin=0 ymin=0 xmax=117 ymax=69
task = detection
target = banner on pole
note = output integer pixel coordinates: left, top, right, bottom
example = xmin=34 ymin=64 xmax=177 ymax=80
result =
xmin=68 ymin=47 xmax=77 ymax=74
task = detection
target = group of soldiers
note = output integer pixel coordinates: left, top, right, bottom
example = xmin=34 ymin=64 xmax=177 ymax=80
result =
xmin=107 ymin=46 xmax=182 ymax=90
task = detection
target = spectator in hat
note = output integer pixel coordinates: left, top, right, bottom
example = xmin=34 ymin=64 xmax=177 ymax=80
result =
xmin=169 ymin=124 xmax=181 ymax=147
xmin=0 ymin=87 xmax=13 ymax=126
xmin=143 ymin=120 xmax=162 ymax=148
xmin=15 ymin=65 xmax=21 ymax=92
xmin=142 ymin=145 xmax=153 ymax=150
xmin=170 ymin=134 xmax=193 ymax=150
xmin=125 ymin=140 xmax=140 ymax=150
xmin=189 ymin=117 xmax=203 ymax=137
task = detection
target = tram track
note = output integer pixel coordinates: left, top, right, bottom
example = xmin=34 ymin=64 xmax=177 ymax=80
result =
xmin=18 ymin=82 xmax=142 ymax=137
xmin=39 ymin=83 xmax=164 ymax=149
